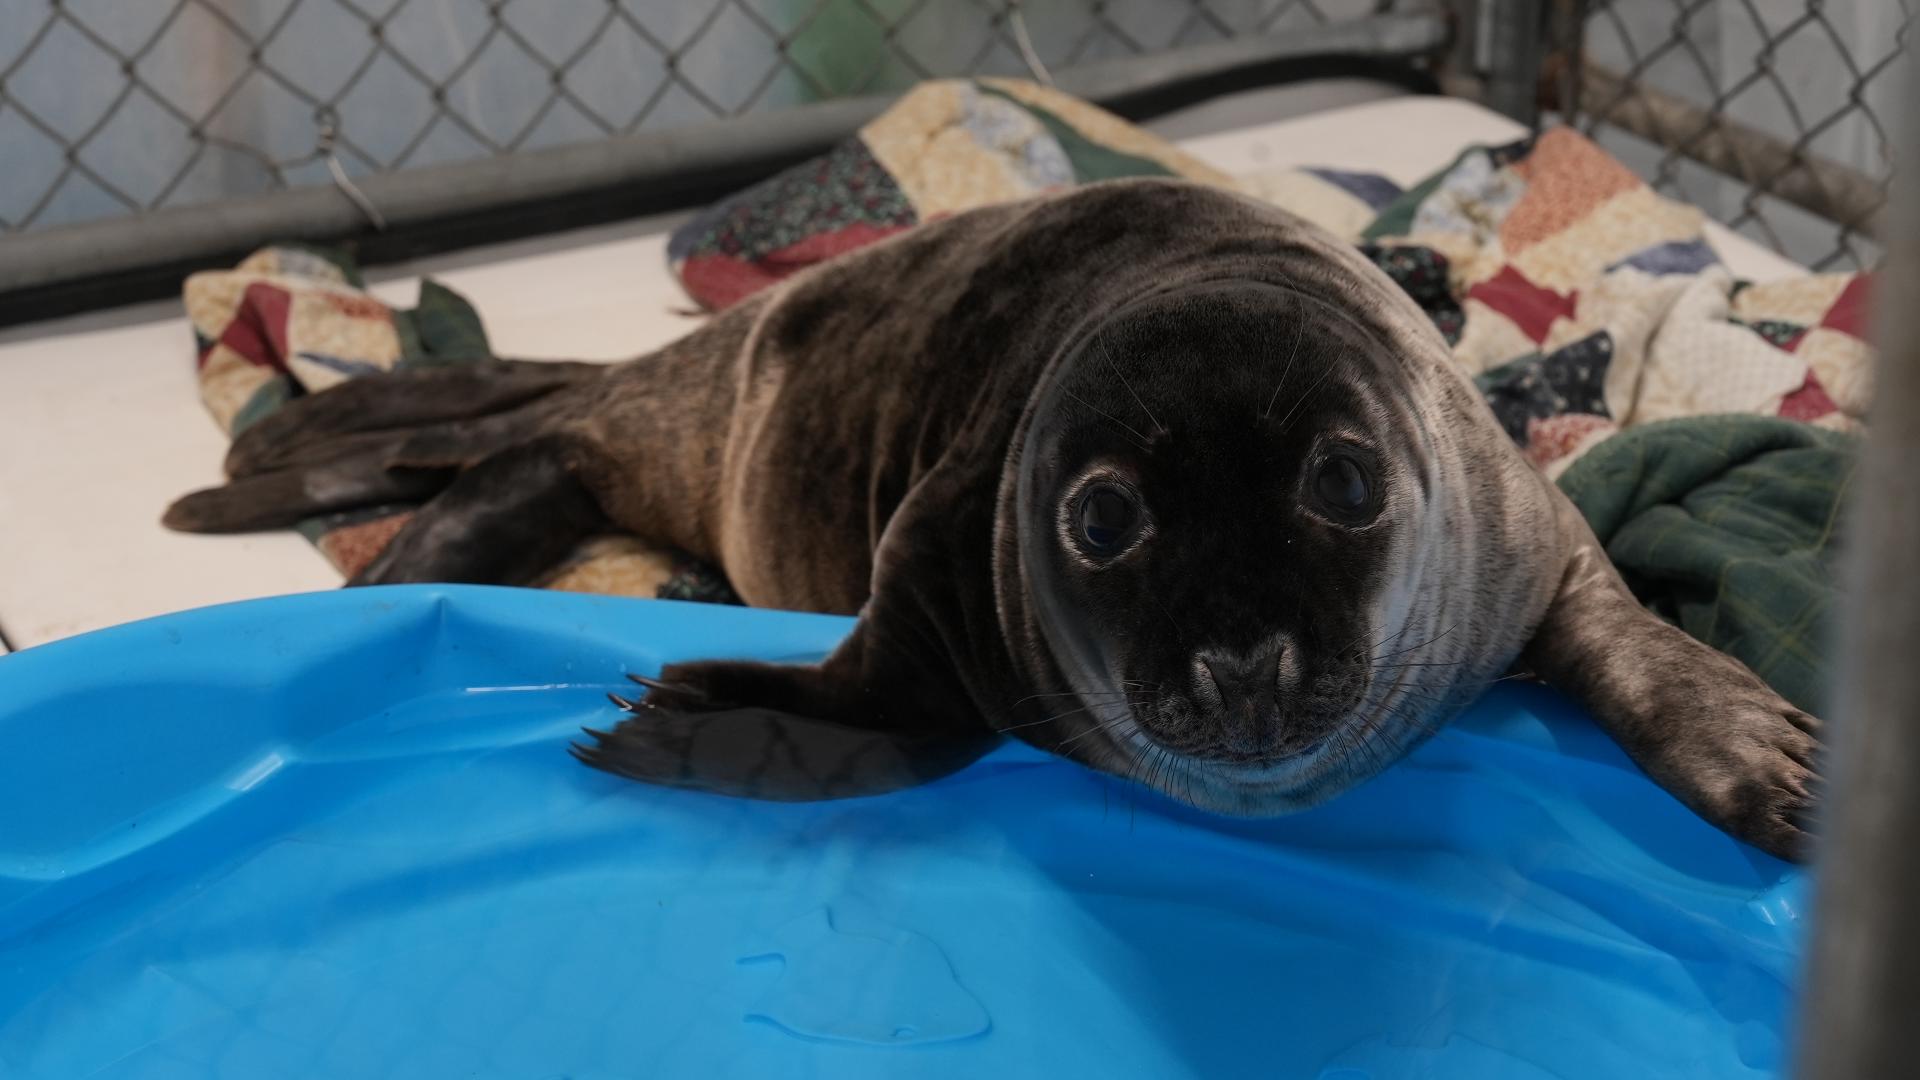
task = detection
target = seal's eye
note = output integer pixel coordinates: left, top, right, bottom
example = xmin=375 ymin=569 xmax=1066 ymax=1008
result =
xmin=1313 ymin=453 xmax=1374 ymax=521
xmin=1077 ymin=484 xmax=1138 ymax=554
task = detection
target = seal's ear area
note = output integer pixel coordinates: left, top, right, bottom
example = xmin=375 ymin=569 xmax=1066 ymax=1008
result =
xmin=1523 ymin=504 xmax=1823 ymax=862
xmin=222 ymin=359 xmax=600 ymax=478
xmin=574 ymin=650 xmax=994 ymax=802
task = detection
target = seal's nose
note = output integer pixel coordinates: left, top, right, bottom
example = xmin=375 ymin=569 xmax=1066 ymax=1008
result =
xmin=1189 ymin=637 xmax=1304 ymax=756
xmin=1192 ymin=638 xmax=1293 ymax=708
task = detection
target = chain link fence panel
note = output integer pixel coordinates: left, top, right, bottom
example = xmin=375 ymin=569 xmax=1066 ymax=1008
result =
xmin=1 ymin=1 xmax=1908 ymax=276
xmin=1560 ymin=0 xmax=1911 ymax=270
xmin=0 ymin=0 xmax=1408 ymax=236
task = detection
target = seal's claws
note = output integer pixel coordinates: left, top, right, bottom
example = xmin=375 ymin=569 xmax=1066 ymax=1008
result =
xmin=607 ymin=692 xmax=641 ymax=711
xmin=626 ymin=673 xmax=692 ymax=694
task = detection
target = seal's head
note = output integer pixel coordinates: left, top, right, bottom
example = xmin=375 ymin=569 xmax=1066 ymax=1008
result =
xmin=1014 ymin=278 xmax=1466 ymax=813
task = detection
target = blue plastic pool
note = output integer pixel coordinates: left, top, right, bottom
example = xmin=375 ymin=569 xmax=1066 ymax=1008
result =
xmin=0 ymin=586 xmax=1804 ymax=1078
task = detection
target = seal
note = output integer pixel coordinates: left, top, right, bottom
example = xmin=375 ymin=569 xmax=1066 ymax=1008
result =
xmin=166 ymin=178 xmax=1822 ymax=860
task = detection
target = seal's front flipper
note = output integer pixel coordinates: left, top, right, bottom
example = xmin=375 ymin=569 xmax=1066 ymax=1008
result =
xmin=572 ymin=631 xmax=994 ymax=801
xmin=1524 ymin=533 xmax=1822 ymax=862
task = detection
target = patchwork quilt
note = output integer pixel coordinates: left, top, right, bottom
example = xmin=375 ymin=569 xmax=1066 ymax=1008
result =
xmin=181 ymin=79 xmax=1869 ymax=710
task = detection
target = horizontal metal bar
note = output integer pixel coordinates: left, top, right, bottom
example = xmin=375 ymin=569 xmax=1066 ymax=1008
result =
xmin=0 ymin=11 xmax=1448 ymax=324
xmin=1047 ymin=10 xmax=1446 ymax=106
xmin=0 ymin=95 xmax=884 ymax=296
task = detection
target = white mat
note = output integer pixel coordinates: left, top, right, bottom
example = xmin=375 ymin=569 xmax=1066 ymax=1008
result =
xmin=0 ymin=97 xmax=1806 ymax=650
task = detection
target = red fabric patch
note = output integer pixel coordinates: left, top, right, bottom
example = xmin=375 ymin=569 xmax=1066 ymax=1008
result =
xmin=679 ymin=254 xmax=780 ymax=313
xmin=324 ymin=292 xmax=392 ymax=320
xmin=216 ymin=282 xmax=294 ymax=372
xmin=758 ymin=221 xmax=910 ymax=274
xmin=1523 ymin=413 xmax=1614 ymax=470
xmin=1818 ymin=273 xmax=1873 ymax=340
xmin=1501 ymin=128 xmax=1645 ymax=253
xmin=317 ymin=511 xmax=413 ymax=578
xmin=1777 ymin=369 xmax=1838 ymax=421
xmin=1467 ymin=265 xmax=1578 ymax=343
xmin=681 ymin=222 xmax=913 ymax=310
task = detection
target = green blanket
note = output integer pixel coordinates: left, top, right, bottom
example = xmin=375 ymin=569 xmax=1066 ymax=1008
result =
xmin=1557 ymin=416 xmax=1858 ymax=715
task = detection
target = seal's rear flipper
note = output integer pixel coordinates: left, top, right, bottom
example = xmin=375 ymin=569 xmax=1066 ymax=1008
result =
xmin=163 ymin=451 xmax=458 ymax=532
xmin=223 ymin=360 xmax=601 ymax=478
xmin=164 ymin=361 xmax=602 ymax=538
xmin=347 ymin=435 xmax=608 ymax=586
xmin=573 ymin=638 xmax=995 ymax=801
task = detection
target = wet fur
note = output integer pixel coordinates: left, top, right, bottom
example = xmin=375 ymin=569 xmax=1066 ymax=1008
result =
xmin=167 ymin=179 xmax=1819 ymax=860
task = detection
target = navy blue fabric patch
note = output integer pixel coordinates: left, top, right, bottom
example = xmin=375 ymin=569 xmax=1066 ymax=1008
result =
xmin=1359 ymin=243 xmax=1465 ymax=346
xmin=657 ymin=555 xmax=742 ymax=605
xmin=294 ymin=351 xmax=387 ymax=379
xmin=1607 ymin=238 xmax=1719 ymax=277
xmin=1302 ymin=167 xmax=1403 ymax=210
xmin=1486 ymin=137 xmax=1537 ymax=169
xmin=1475 ymin=331 xmax=1616 ymax=444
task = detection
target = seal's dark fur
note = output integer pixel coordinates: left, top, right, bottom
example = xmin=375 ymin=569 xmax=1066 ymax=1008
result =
xmin=166 ymin=179 xmax=1821 ymax=860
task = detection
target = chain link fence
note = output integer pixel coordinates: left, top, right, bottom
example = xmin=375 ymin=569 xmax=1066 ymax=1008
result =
xmin=1557 ymin=0 xmax=1911 ymax=270
xmin=0 ymin=0 xmax=1405 ymax=236
xmin=0 ymin=1 xmax=1909 ymax=279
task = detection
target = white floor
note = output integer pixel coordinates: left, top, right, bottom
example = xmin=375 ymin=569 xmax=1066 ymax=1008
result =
xmin=0 ymin=96 xmax=1802 ymax=652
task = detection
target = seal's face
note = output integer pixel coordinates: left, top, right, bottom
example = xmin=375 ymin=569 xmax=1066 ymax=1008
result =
xmin=1019 ymin=281 xmax=1443 ymax=813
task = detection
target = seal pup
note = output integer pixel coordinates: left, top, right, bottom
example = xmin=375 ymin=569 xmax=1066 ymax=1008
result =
xmin=166 ymin=179 xmax=1821 ymax=860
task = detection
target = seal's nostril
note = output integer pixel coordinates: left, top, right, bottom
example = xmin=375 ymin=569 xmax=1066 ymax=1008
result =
xmin=1191 ymin=654 xmax=1223 ymax=708
xmin=1204 ymin=652 xmax=1271 ymax=691
xmin=1274 ymin=638 xmax=1300 ymax=695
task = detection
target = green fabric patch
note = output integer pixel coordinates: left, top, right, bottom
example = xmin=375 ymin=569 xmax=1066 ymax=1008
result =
xmin=395 ymin=278 xmax=493 ymax=367
xmin=1556 ymin=415 xmax=1859 ymax=715
xmin=229 ymin=373 xmax=296 ymax=437
xmin=1732 ymin=317 xmax=1805 ymax=351
xmin=975 ymin=83 xmax=1175 ymax=183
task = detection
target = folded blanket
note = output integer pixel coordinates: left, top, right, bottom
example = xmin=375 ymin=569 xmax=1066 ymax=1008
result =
xmin=663 ymin=80 xmax=1873 ymax=475
xmin=667 ymin=79 xmax=1242 ymax=310
xmin=180 ymin=79 xmax=1872 ymax=710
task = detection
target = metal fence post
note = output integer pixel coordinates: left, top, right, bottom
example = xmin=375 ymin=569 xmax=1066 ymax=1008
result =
xmin=1483 ymin=0 xmax=1545 ymax=127
xmin=1794 ymin=33 xmax=1920 ymax=1080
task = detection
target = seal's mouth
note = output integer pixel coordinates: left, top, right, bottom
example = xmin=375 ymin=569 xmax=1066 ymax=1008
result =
xmin=1113 ymin=680 xmax=1357 ymax=768
xmin=1176 ymin=733 xmax=1331 ymax=767
xmin=1111 ymin=695 xmax=1340 ymax=768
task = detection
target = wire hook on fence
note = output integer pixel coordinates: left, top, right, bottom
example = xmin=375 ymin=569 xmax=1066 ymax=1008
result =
xmin=315 ymin=107 xmax=389 ymax=232
xmin=1007 ymin=1 xmax=1054 ymax=87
